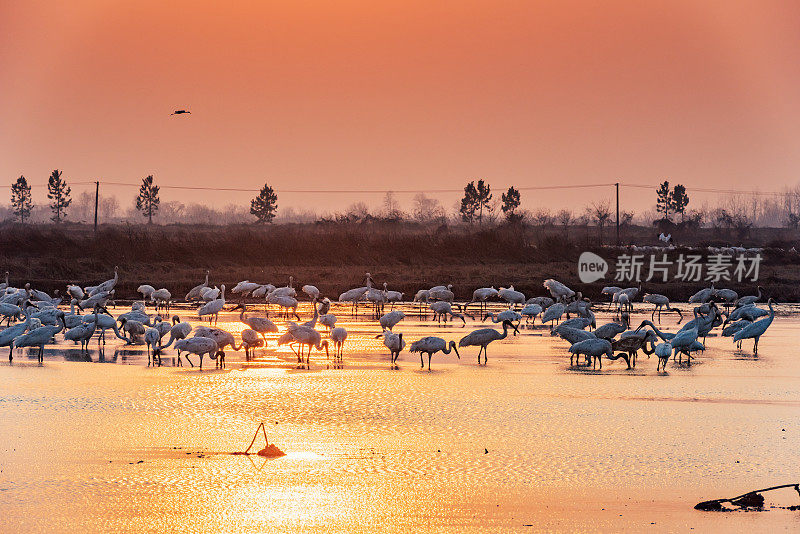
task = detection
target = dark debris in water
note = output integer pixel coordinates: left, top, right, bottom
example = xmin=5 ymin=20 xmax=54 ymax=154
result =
xmin=695 ymin=483 xmax=799 ymax=512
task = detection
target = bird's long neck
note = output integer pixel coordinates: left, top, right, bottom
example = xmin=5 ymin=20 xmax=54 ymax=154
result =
xmin=500 ymin=323 xmax=510 ymax=339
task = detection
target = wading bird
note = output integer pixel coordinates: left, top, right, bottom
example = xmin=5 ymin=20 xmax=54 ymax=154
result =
xmin=732 ymin=299 xmax=775 ymax=355
xmin=458 ymin=320 xmax=518 ymax=365
xmin=409 ymin=336 xmax=459 ymax=370
xmin=185 ymin=270 xmax=210 ymax=302
xmin=330 ymin=327 xmax=347 ymax=363
xmin=568 ymin=338 xmax=612 ymax=370
xmin=376 ymin=331 xmax=405 ymax=367
xmin=642 ymin=293 xmax=683 ymax=323
xmin=198 ymin=284 xmax=226 ymax=325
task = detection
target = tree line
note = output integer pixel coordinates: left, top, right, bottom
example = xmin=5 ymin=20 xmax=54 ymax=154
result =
xmin=8 ymin=173 xmax=280 ymax=225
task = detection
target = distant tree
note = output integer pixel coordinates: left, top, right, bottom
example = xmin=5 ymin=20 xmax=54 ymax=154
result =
xmin=135 ymin=175 xmax=160 ymax=224
xmin=46 ymin=169 xmax=71 ymax=223
xmin=459 ymin=181 xmax=479 ymax=223
xmin=620 ymin=211 xmax=634 ymax=226
xmin=532 ymin=208 xmax=554 ymax=227
xmin=474 ymin=179 xmax=493 ymax=224
xmin=382 ymin=191 xmax=403 ymax=219
xmin=556 ymin=209 xmax=572 ymax=235
xmin=501 ymin=186 xmax=522 ymax=222
xmin=413 ymin=193 xmax=445 ymax=222
xmin=788 ymin=212 xmax=800 ymax=230
xmin=250 ymin=183 xmax=278 ymax=223
xmin=656 ymin=180 xmax=673 ymax=220
xmin=591 ymin=201 xmax=612 ymax=245
xmin=10 ymin=176 xmax=33 ymax=223
xmin=671 ymin=184 xmax=689 ymax=221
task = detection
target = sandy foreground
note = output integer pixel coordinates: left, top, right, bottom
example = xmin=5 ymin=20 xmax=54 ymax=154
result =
xmin=1 ymin=303 xmax=799 ymax=533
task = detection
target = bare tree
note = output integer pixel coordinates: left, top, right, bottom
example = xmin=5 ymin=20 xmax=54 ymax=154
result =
xmin=591 ymin=201 xmax=612 ymax=245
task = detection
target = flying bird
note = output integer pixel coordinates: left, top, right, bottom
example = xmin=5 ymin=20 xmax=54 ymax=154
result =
xmin=171 ymin=110 xmax=191 ymax=115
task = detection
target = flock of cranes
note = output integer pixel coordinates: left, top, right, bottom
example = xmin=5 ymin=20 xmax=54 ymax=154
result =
xmin=0 ymin=267 xmax=778 ymax=372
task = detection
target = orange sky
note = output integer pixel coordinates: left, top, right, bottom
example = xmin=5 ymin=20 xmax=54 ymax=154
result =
xmin=3 ymin=1 xmax=800 ymax=214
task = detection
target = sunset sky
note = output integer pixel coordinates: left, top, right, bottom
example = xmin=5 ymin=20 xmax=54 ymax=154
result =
xmin=3 ymin=1 xmax=800 ymax=215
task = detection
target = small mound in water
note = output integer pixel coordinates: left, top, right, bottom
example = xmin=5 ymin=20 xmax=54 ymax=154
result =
xmin=232 ymin=422 xmax=286 ymax=458
xmin=257 ymin=444 xmax=286 ymax=457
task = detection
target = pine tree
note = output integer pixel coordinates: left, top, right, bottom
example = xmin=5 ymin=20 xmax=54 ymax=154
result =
xmin=671 ymin=184 xmax=689 ymax=222
xmin=501 ymin=186 xmax=521 ymax=222
xmin=656 ymin=180 xmax=673 ymax=220
xmin=250 ymin=183 xmax=278 ymax=223
xmin=474 ymin=179 xmax=493 ymax=224
xmin=459 ymin=181 xmax=479 ymax=223
xmin=135 ymin=175 xmax=160 ymax=224
xmin=11 ymin=176 xmax=33 ymax=223
xmin=47 ymin=169 xmax=71 ymax=223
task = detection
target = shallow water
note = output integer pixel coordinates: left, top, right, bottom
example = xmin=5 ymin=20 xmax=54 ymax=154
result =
xmin=1 ymin=302 xmax=799 ymax=532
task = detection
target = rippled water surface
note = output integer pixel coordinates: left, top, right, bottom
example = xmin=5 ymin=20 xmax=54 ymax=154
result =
xmin=1 ymin=302 xmax=799 ymax=532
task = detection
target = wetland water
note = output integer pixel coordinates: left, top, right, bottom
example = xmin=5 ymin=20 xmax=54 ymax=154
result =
xmin=1 ymin=303 xmax=799 ymax=532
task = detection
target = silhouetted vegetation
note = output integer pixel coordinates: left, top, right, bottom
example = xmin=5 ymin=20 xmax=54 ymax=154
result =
xmin=135 ymin=175 xmax=160 ymax=224
xmin=47 ymin=169 xmax=71 ymax=223
xmin=10 ymin=176 xmax=33 ymax=223
xmin=250 ymin=183 xmax=278 ymax=223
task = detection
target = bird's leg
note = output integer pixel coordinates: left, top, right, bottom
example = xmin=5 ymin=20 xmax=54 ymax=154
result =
xmin=428 ymin=354 xmax=431 ymax=371
xmin=420 ymin=353 xmax=424 ymax=368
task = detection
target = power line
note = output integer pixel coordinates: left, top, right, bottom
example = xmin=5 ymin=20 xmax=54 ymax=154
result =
xmin=0 ymin=179 xmax=792 ymax=197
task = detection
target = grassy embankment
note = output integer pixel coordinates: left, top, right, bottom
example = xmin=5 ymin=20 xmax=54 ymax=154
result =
xmin=2 ymin=221 xmax=799 ymax=301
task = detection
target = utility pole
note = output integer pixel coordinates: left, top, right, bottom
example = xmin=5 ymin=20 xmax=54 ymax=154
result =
xmin=615 ymin=182 xmax=620 ymax=246
xmin=94 ymin=180 xmax=99 ymax=232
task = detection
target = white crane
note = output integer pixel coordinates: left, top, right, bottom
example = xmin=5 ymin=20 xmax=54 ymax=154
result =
xmin=152 ymin=288 xmax=171 ymax=313
xmin=240 ymin=328 xmax=264 ymax=360
xmin=642 ymin=293 xmax=683 ymax=323
xmin=198 ymin=284 xmax=226 ymax=325
xmin=267 ymin=294 xmax=300 ymax=320
xmin=428 ymin=284 xmax=454 ymax=303
xmin=379 ymin=310 xmax=405 ymax=331
xmin=689 ymin=284 xmax=715 ymax=304
xmin=64 ymin=309 xmax=101 ymax=352
xmin=520 ymin=303 xmax=542 ymax=324
xmin=302 ymin=284 xmax=320 ymax=300
xmin=383 ymin=283 xmax=403 ymax=308
xmin=174 ymin=337 xmax=218 ymax=369
xmin=734 ymin=286 xmax=764 ymax=308
xmin=85 ymin=266 xmax=118 ymax=296
xmin=269 ymin=276 xmax=297 ymax=299
xmin=498 ymin=285 xmax=525 ymax=307
xmin=458 ymin=320 xmax=518 ymax=365
xmin=409 ymin=336 xmax=460 ymax=370
xmin=12 ymin=320 xmax=64 ymax=363
xmin=429 ymin=302 xmax=467 ymax=325
xmin=568 ymin=338 xmax=612 ymax=369
xmin=137 ymin=284 xmax=155 ymax=302
xmin=733 ymin=299 xmax=775 ymax=355
xmin=235 ymin=304 xmax=278 ymax=342
xmin=185 ymin=270 xmax=210 ymax=301
xmin=284 ymin=325 xmax=329 ymax=368
xmin=483 ymin=309 xmax=521 ymax=326
xmin=161 ymin=316 xmax=193 ymax=350
xmin=465 ymin=287 xmax=498 ymax=314
xmin=654 ymin=341 xmax=672 ymax=372
xmin=66 ymin=284 xmax=84 ymax=300
xmin=541 ymin=303 xmax=566 ymax=326
xmin=543 ymin=279 xmax=575 ymax=302
xmin=319 ymin=313 xmax=337 ymax=331
xmin=145 ymin=327 xmax=163 ymax=366
xmin=376 ymin=331 xmax=405 ymax=367
xmin=330 ymin=327 xmax=347 ymax=363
